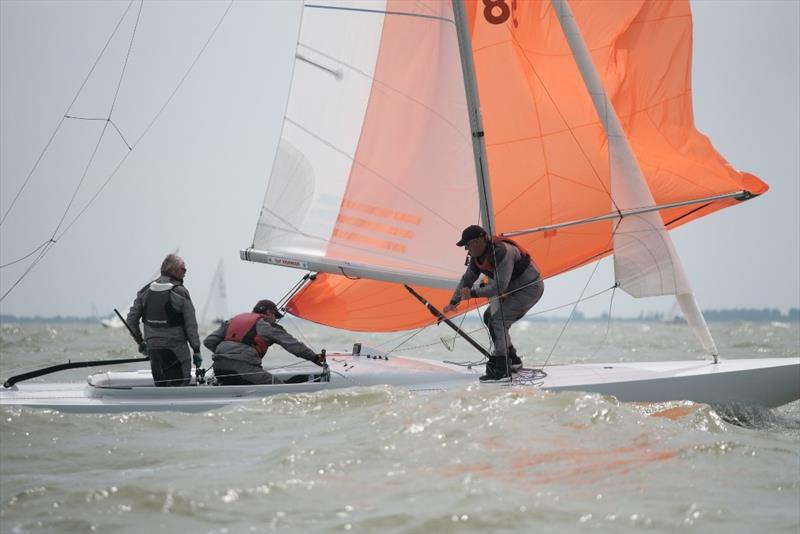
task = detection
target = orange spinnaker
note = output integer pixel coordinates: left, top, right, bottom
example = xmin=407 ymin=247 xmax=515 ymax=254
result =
xmin=287 ymin=0 xmax=767 ymax=332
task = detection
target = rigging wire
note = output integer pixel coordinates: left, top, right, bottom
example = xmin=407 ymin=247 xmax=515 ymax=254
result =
xmin=439 ymin=305 xmax=471 ymax=351
xmin=50 ymin=121 xmax=113 ymax=239
xmin=506 ymin=31 xmax=619 ymax=213
xmin=0 ymin=0 xmax=235 ymax=303
xmin=382 ymin=324 xmax=432 ymax=357
xmin=0 ymin=0 xmax=137 ymax=229
xmin=281 ymin=313 xmax=317 ymax=353
xmin=2 ymin=1 xmax=144 ymax=302
xmin=539 ymin=259 xmax=608 ymax=369
xmin=383 ymin=283 xmax=617 ymax=354
xmin=276 ymin=273 xmax=313 ymax=310
xmin=107 ymin=1 xmax=144 ymax=119
xmin=586 ymin=283 xmax=618 ymax=361
xmin=0 ymin=239 xmax=52 ymax=269
xmin=0 ymin=240 xmax=56 ymax=303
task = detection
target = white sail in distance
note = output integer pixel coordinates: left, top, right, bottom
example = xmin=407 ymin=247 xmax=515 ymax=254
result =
xmin=200 ymin=258 xmax=228 ymax=326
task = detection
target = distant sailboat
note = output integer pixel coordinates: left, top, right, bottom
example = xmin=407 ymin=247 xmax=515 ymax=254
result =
xmin=100 ymin=314 xmax=124 ymax=329
xmin=199 ymin=258 xmax=228 ymax=327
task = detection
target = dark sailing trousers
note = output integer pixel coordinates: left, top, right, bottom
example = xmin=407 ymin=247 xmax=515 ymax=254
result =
xmin=485 ymin=277 xmax=544 ymax=358
xmin=148 ymin=347 xmax=190 ymax=387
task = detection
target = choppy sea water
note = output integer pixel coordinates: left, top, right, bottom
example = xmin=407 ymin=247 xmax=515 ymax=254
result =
xmin=0 ymin=320 xmax=798 ymax=533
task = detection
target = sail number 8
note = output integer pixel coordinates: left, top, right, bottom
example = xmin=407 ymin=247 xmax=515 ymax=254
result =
xmin=483 ymin=0 xmax=511 ymax=25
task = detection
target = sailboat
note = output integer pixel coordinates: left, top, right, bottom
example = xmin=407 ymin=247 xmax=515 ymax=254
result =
xmin=199 ymin=258 xmax=229 ymax=327
xmin=2 ymin=0 xmax=797 ymax=412
xmin=100 ymin=314 xmax=125 ymax=329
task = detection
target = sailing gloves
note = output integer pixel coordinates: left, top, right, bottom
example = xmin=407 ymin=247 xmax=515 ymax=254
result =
xmin=312 ymin=353 xmax=326 ymax=367
xmin=137 ymin=342 xmax=148 ymax=355
xmin=193 ymin=352 xmax=203 ymax=368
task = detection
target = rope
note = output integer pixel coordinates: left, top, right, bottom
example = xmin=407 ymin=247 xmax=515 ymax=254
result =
xmin=383 ymin=284 xmax=617 ymax=356
xmin=586 ymin=283 xmax=618 ymax=361
xmin=276 ymin=273 xmax=311 ymax=310
xmin=281 ymin=314 xmax=317 ymax=353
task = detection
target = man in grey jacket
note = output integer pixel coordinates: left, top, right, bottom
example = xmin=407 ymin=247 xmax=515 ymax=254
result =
xmin=204 ymin=299 xmax=323 ymax=385
xmin=127 ymin=254 xmax=202 ymax=386
xmin=443 ymin=225 xmax=544 ymax=383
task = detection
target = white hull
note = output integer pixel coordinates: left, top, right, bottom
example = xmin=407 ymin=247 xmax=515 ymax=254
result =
xmin=1 ymin=352 xmax=797 ymax=413
xmin=535 ymin=357 xmax=800 ymax=407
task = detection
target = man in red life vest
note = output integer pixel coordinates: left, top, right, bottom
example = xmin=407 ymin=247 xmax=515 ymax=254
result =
xmin=443 ymin=225 xmax=544 ymax=382
xmin=203 ymin=299 xmax=324 ymax=385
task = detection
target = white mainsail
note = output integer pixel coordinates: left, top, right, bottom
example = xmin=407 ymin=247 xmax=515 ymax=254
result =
xmin=245 ymin=1 xmax=479 ymax=288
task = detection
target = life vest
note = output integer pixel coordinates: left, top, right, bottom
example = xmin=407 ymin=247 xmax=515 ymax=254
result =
xmin=143 ymin=282 xmax=183 ymax=328
xmin=224 ymin=312 xmax=271 ymax=357
xmin=472 ymin=237 xmax=533 ymax=280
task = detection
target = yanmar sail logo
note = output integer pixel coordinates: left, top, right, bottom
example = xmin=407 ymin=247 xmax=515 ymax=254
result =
xmin=267 ymin=257 xmax=308 ymax=269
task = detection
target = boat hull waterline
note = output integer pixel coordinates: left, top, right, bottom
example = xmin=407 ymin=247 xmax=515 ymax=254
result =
xmin=1 ymin=352 xmax=797 ymax=413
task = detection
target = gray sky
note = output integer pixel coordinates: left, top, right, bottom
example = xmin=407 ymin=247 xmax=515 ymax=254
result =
xmin=1 ymin=0 xmax=798 ymax=321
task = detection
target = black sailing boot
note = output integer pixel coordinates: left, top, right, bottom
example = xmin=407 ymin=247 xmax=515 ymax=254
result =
xmin=479 ymin=356 xmax=512 ymax=383
xmin=508 ymin=346 xmax=523 ymax=373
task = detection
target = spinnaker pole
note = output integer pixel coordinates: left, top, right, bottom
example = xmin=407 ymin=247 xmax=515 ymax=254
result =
xmin=405 ymin=285 xmax=492 ymax=359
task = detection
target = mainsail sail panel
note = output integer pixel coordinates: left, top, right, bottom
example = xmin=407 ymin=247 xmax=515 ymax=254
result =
xmin=324 ymin=0 xmax=478 ymax=278
xmin=254 ymin=1 xmax=387 ymax=259
xmin=252 ymin=0 xmax=480 ymax=283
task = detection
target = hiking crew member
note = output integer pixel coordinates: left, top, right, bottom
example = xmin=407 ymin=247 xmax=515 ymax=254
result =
xmin=203 ymin=299 xmax=324 ymax=385
xmin=127 ymin=254 xmax=202 ymax=387
xmin=443 ymin=225 xmax=544 ymax=382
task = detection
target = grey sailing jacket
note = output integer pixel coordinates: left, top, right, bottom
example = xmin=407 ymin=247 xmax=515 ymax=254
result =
xmin=127 ymin=275 xmax=201 ymax=353
xmin=204 ymin=317 xmax=317 ymax=370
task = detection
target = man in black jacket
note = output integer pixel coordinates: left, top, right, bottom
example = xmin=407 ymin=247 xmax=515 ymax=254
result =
xmin=443 ymin=225 xmax=544 ymax=382
xmin=127 ymin=254 xmax=202 ymax=386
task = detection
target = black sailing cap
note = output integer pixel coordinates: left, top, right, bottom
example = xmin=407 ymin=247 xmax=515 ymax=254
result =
xmin=456 ymin=225 xmax=487 ymax=246
xmin=253 ymin=299 xmax=284 ymax=319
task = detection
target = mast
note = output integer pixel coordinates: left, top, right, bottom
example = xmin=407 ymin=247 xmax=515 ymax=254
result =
xmin=452 ymin=0 xmax=495 ymax=236
xmin=551 ymin=0 xmax=719 ymax=360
